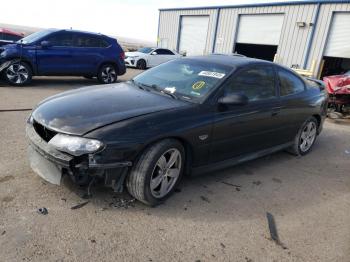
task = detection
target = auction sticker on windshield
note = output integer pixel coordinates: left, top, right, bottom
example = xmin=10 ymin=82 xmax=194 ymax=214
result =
xmin=198 ymin=71 xmax=226 ymax=79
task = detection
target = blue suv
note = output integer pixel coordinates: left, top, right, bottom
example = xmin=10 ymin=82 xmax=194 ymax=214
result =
xmin=0 ymin=29 xmax=126 ymax=86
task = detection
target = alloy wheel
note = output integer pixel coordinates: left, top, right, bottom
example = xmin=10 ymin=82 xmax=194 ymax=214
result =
xmin=6 ymin=64 xmax=29 ymax=84
xmin=299 ymin=122 xmax=317 ymax=152
xmin=101 ymin=66 xmax=117 ymax=83
xmin=150 ymin=148 xmax=182 ymax=198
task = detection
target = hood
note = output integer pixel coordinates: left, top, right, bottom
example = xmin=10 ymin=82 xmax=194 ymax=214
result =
xmin=125 ymin=51 xmax=146 ymax=57
xmin=32 ymin=82 xmax=189 ymax=135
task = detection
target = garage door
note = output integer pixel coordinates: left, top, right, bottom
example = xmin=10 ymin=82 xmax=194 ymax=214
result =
xmin=236 ymin=14 xmax=284 ymax=45
xmin=324 ymin=13 xmax=350 ymax=59
xmin=179 ymin=16 xmax=209 ymax=56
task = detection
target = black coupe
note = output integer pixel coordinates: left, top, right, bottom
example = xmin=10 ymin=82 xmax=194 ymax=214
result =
xmin=27 ymin=55 xmax=327 ymax=206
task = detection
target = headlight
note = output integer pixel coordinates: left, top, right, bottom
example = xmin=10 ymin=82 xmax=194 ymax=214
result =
xmin=48 ymin=134 xmax=104 ymax=156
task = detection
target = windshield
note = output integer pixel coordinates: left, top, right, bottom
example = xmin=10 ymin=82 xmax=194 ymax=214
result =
xmin=17 ymin=29 xmax=55 ymax=44
xmin=133 ymin=59 xmax=233 ymax=102
xmin=137 ymin=47 xmax=154 ymax=54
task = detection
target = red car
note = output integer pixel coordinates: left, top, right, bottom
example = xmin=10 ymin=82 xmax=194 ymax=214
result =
xmin=0 ymin=28 xmax=24 ymax=47
xmin=323 ymin=70 xmax=350 ymax=113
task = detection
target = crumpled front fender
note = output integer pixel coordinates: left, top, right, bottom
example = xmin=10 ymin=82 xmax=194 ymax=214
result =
xmin=0 ymin=58 xmax=21 ymax=73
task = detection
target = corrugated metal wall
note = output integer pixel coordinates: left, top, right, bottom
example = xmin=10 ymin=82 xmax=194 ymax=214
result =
xmin=158 ymin=9 xmax=218 ymax=55
xmin=307 ymin=3 xmax=350 ymax=73
xmin=158 ymin=2 xmax=350 ymax=77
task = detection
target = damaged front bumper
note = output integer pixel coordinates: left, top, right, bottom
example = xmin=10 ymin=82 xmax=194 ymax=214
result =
xmin=26 ymin=123 xmax=132 ymax=192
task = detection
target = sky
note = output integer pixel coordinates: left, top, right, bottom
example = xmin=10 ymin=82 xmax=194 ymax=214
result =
xmin=1 ymin=0 xmax=299 ymax=42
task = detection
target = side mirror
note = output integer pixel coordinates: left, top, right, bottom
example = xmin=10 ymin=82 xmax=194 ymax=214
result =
xmin=218 ymin=93 xmax=248 ymax=106
xmin=40 ymin=41 xmax=51 ymax=48
xmin=151 ymin=51 xmax=158 ymax=55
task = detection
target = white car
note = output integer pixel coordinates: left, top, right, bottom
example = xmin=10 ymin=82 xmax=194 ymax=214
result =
xmin=125 ymin=47 xmax=182 ymax=70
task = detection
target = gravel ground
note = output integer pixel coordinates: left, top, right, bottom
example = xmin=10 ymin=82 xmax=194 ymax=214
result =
xmin=0 ymin=69 xmax=349 ymax=261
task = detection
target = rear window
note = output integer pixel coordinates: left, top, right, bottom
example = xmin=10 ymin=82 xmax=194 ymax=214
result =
xmin=277 ymin=69 xmax=305 ymax=96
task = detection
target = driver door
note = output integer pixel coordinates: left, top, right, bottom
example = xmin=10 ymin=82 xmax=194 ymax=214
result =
xmin=209 ymin=65 xmax=283 ymax=163
xmin=36 ymin=32 xmax=74 ymax=75
xmin=148 ymin=49 xmax=168 ymax=67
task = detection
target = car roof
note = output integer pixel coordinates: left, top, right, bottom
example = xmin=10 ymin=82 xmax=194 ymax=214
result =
xmin=48 ymin=28 xmax=108 ymax=38
xmin=186 ymin=54 xmax=276 ymax=69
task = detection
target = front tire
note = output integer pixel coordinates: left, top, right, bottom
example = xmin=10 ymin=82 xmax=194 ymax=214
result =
xmin=97 ymin=64 xmax=117 ymax=84
xmin=288 ymin=117 xmax=318 ymax=156
xmin=4 ymin=62 xmax=32 ymax=86
xmin=136 ymin=59 xmax=146 ymax=70
xmin=126 ymin=139 xmax=185 ymax=206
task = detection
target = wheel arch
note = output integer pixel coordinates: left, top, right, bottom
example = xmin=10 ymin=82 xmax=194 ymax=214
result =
xmin=5 ymin=58 xmax=35 ymax=75
xmin=312 ymin=114 xmax=322 ymax=133
xmin=98 ymin=61 xmax=120 ymax=74
xmin=134 ymin=136 xmax=194 ymax=176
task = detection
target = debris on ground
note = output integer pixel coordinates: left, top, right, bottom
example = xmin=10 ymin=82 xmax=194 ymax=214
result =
xmin=266 ymin=212 xmax=287 ymax=249
xmin=1 ymin=230 xmax=6 ymax=236
xmin=37 ymin=207 xmax=48 ymax=215
xmin=220 ymin=243 xmax=226 ymax=248
xmin=252 ymin=181 xmax=262 ymax=186
xmin=0 ymin=175 xmax=14 ymax=183
xmin=109 ymin=198 xmax=135 ymax=209
xmin=221 ymin=181 xmax=241 ymax=191
xmin=272 ymin=178 xmax=282 ymax=183
xmin=71 ymin=201 xmax=89 ymax=210
xmin=200 ymin=196 xmax=210 ymax=203
xmin=61 ymin=198 xmax=67 ymax=202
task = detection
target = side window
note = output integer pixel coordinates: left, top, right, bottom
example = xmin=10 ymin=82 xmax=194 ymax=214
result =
xmin=74 ymin=34 xmax=103 ymax=48
xmin=278 ymin=69 xmax=305 ymax=96
xmin=154 ymin=49 xmax=165 ymax=55
xmin=162 ymin=49 xmax=174 ymax=55
xmin=47 ymin=33 xmax=73 ymax=47
xmin=225 ymin=66 xmax=276 ymax=101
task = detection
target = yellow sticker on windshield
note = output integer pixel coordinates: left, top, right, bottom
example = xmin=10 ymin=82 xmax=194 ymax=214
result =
xmin=192 ymin=81 xmax=206 ymax=90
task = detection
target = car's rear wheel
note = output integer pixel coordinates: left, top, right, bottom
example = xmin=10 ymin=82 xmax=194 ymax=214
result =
xmin=288 ymin=117 xmax=318 ymax=156
xmin=97 ymin=64 xmax=117 ymax=84
xmin=136 ymin=59 xmax=146 ymax=70
xmin=126 ymin=139 xmax=185 ymax=206
xmin=4 ymin=62 xmax=32 ymax=86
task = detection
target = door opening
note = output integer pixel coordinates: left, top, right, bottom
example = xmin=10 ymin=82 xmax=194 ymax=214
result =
xmin=234 ymin=43 xmax=277 ymax=61
xmin=320 ymin=56 xmax=350 ymax=78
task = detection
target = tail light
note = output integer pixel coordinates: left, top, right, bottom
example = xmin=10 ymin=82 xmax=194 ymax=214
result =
xmin=120 ymin=51 xmax=125 ymax=60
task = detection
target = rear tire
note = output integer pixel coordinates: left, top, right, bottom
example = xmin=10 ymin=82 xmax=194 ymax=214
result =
xmin=97 ymin=64 xmax=118 ymax=84
xmin=287 ymin=117 xmax=318 ymax=156
xmin=4 ymin=62 xmax=32 ymax=86
xmin=126 ymin=139 xmax=185 ymax=206
xmin=136 ymin=59 xmax=146 ymax=70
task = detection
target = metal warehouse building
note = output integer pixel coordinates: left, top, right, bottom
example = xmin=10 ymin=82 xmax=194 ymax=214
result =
xmin=157 ymin=0 xmax=350 ymax=78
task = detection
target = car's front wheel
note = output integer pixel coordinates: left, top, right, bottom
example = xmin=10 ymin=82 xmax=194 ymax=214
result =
xmin=136 ymin=59 xmax=147 ymax=70
xmin=126 ymin=139 xmax=185 ymax=206
xmin=97 ymin=64 xmax=117 ymax=84
xmin=4 ymin=62 xmax=32 ymax=86
xmin=288 ymin=117 xmax=318 ymax=156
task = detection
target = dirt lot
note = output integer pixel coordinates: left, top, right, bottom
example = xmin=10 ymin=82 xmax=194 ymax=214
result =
xmin=0 ymin=69 xmax=349 ymax=262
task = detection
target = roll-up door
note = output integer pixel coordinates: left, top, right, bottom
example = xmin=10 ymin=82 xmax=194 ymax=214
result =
xmin=324 ymin=13 xmax=350 ymax=59
xmin=178 ymin=16 xmax=209 ymax=56
xmin=236 ymin=14 xmax=284 ymax=45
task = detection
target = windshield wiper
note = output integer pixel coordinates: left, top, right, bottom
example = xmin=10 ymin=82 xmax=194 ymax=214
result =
xmin=160 ymin=88 xmax=178 ymax=100
xmin=132 ymin=81 xmax=178 ymax=100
